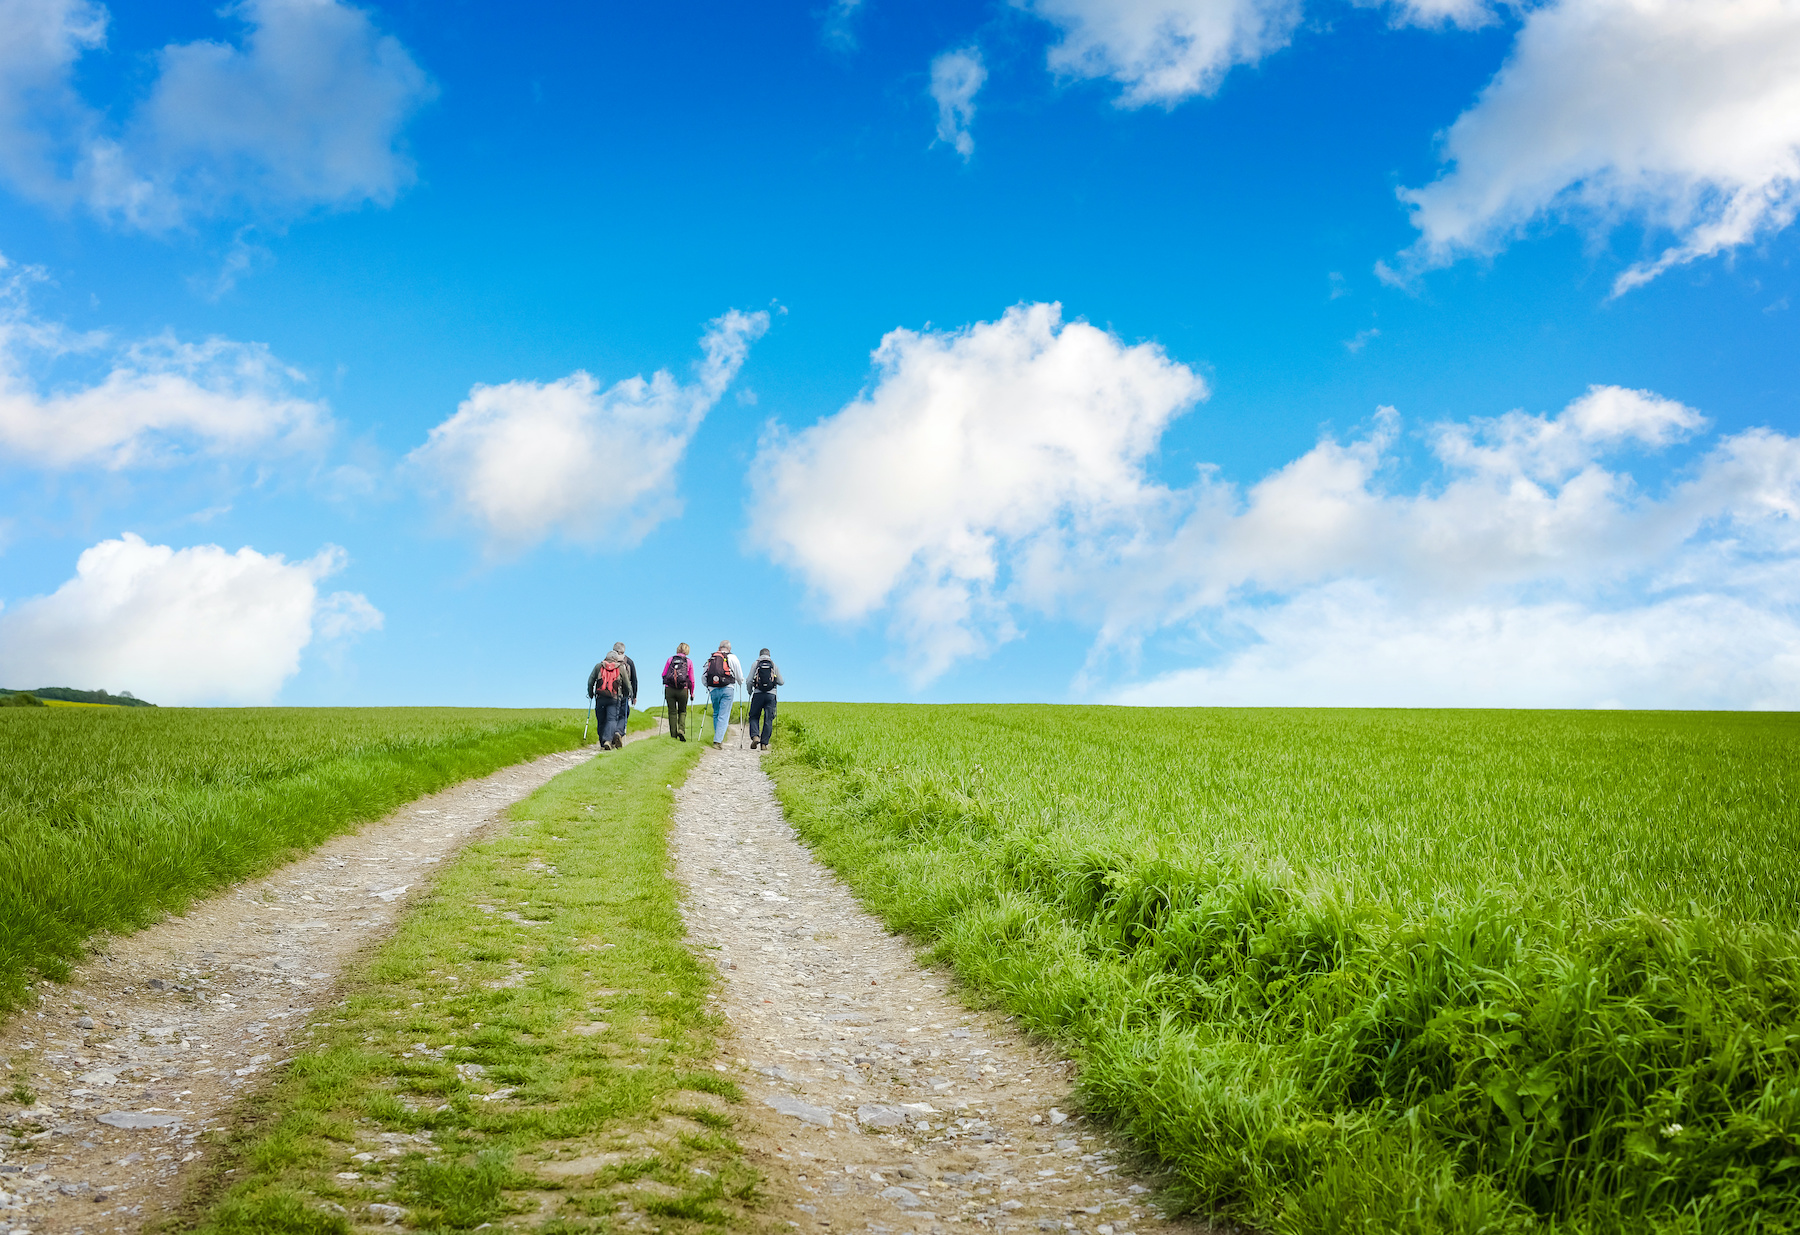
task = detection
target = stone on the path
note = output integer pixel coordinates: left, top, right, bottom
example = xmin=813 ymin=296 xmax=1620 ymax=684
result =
xmin=367 ymin=1201 xmax=408 ymax=1224
xmin=856 ymin=1103 xmax=908 ymax=1129
xmin=765 ymin=1094 xmax=835 ymax=1127
xmin=880 ymin=1186 xmax=924 ymax=1208
xmin=97 ymin=1111 xmax=180 ymax=1129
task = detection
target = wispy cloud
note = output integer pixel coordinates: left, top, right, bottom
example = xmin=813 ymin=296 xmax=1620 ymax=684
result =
xmin=821 ymin=0 xmax=865 ymax=49
xmin=929 ymin=46 xmax=986 ymax=160
xmin=0 ymin=254 xmax=331 ymax=469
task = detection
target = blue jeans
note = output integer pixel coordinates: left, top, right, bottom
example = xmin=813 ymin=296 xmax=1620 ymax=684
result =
xmin=598 ymin=698 xmax=629 ymax=745
xmin=709 ymin=686 xmax=734 ymax=744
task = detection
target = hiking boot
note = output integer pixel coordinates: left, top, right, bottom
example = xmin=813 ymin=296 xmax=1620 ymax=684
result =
xmin=712 ymin=740 xmax=723 ymax=750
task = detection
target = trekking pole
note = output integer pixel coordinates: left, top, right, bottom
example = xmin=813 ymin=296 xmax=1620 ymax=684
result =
xmin=582 ymin=696 xmax=590 ymax=744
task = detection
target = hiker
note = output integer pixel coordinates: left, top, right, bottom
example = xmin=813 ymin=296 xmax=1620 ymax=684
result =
xmin=587 ymin=649 xmax=632 ymax=749
xmin=662 ymin=641 xmax=698 ymax=742
xmin=747 ymin=647 xmax=784 ymax=751
xmin=612 ymin=641 xmax=639 ymax=746
xmin=702 ymin=639 xmax=743 ymax=750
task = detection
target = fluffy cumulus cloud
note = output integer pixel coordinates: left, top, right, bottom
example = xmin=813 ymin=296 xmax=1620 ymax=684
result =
xmin=0 ymin=0 xmax=433 ymax=228
xmin=0 ymin=257 xmax=329 ymax=468
xmin=408 ymin=309 xmax=769 ymax=553
xmin=0 ymin=533 xmax=381 ymax=704
xmin=1099 ymin=389 xmax=1800 ymax=707
xmin=752 ymin=303 xmax=1800 ymax=706
xmin=749 ymin=303 xmax=1208 ymax=680
xmin=1018 ymin=0 xmax=1304 ymax=106
xmin=930 ymin=47 xmax=986 ymax=159
xmin=1395 ymin=0 xmax=1800 ymax=292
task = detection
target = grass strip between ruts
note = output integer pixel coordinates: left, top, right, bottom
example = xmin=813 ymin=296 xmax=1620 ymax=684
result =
xmin=171 ymin=733 xmax=770 ymax=1235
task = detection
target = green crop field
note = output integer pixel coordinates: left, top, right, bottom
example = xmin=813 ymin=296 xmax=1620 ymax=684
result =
xmin=0 ymin=707 xmax=601 ymax=1012
xmin=763 ymin=705 xmax=1800 ymax=1235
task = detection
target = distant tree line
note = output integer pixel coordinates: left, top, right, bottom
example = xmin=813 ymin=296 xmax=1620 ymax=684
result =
xmin=0 ymin=687 xmax=157 ymax=707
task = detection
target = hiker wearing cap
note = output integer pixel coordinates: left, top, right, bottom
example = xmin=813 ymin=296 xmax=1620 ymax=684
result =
xmin=612 ymin=641 xmax=639 ymax=748
xmin=701 ymin=640 xmax=743 ymax=750
xmin=746 ymin=648 xmax=784 ymax=751
xmin=587 ymin=649 xmax=632 ymax=749
xmin=662 ymin=641 xmax=698 ymax=742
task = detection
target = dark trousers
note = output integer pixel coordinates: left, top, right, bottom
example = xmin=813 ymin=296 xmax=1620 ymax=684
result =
xmin=748 ymin=691 xmax=777 ymax=746
xmin=664 ymin=686 xmax=690 ymax=739
xmin=598 ymin=698 xmax=629 ymax=745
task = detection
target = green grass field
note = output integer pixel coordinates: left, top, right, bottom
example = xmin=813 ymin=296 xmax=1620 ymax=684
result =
xmin=763 ymin=705 xmax=1800 ymax=1235
xmin=0 ymin=707 xmax=595 ymax=1011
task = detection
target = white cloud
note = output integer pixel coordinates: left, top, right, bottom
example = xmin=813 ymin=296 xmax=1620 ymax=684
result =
xmin=751 ymin=303 xmax=1800 ymax=706
xmin=1018 ymin=0 xmax=1304 ymax=106
xmin=822 ymin=0 xmax=865 ymax=49
xmin=748 ymin=302 xmax=1208 ymax=680
xmin=0 ymin=0 xmax=433 ymax=228
xmin=1112 ymin=586 xmax=1800 ymax=708
xmin=0 ymin=256 xmax=331 ymax=468
xmin=0 ymin=532 xmax=380 ymax=705
xmin=930 ymin=47 xmax=986 ymax=159
xmin=408 ymin=309 xmax=769 ymax=553
xmin=1373 ymin=0 xmax=1499 ymax=29
xmin=0 ymin=0 xmax=106 ymax=204
xmin=1395 ymin=0 xmax=1800 ymax=293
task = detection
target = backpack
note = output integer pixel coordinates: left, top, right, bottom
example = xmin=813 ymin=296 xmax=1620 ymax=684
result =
xmin=752 ymin=658 xmax=776 ymax=692
xmin=596 ymin=660 xmax=625 ymax=698
xmin=664 ymin=654 xmax=689 ymax=689
xmin=704 ymin=651 xmax=732 ymax=687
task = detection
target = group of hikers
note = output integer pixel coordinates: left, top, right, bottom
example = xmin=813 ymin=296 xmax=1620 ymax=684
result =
xmin=585 ymin=639 xmax=784 ymax=751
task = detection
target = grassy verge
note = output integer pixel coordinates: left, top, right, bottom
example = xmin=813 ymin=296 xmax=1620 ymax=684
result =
xmin=174 ymin=731 xmax=768 ymax=1235
xmin=0 ymin=708 xmax=589 ymax=1011
xmin=762 ymin=704 xmax=1800 ymax=1235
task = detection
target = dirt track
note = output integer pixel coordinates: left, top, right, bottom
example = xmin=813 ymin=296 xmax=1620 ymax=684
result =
xmin=1 ymin=726 xmax=1211 ymax=1235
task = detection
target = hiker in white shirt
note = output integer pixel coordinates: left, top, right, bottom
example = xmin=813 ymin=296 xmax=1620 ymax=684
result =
xmin=701 ymin=640 xmax=743 ymax=749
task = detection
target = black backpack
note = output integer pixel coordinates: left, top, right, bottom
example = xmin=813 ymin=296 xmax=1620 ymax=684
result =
xmin=704 ymin=651 xmax=732 ymax=687
xmin=752 ymin=658 xmax=776 ymax=692
xmin=664 ymin=653 xmax=689 ymax=689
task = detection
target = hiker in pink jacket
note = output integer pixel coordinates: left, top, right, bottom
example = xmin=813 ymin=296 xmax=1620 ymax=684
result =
xmin=662 ymin=642 xmax=699 ymax=742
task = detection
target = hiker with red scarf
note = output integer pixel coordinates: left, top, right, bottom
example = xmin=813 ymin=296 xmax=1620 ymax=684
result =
xmin=587 ymin=648 xmax=633 ymax=749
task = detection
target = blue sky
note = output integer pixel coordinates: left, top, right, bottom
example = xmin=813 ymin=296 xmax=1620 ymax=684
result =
xmin=0 ymin=0 xmax=1797 ymax=708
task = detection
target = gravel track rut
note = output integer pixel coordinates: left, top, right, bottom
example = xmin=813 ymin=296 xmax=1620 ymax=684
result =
xmin=672 ymin=744 xmax=1213 ymax=1235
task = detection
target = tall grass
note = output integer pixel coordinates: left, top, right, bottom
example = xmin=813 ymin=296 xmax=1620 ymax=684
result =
xmin=763 ymin=705 xmax=1800 ymax=1235
xmin=0 ymin=707 xmax=586 ymax=1010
